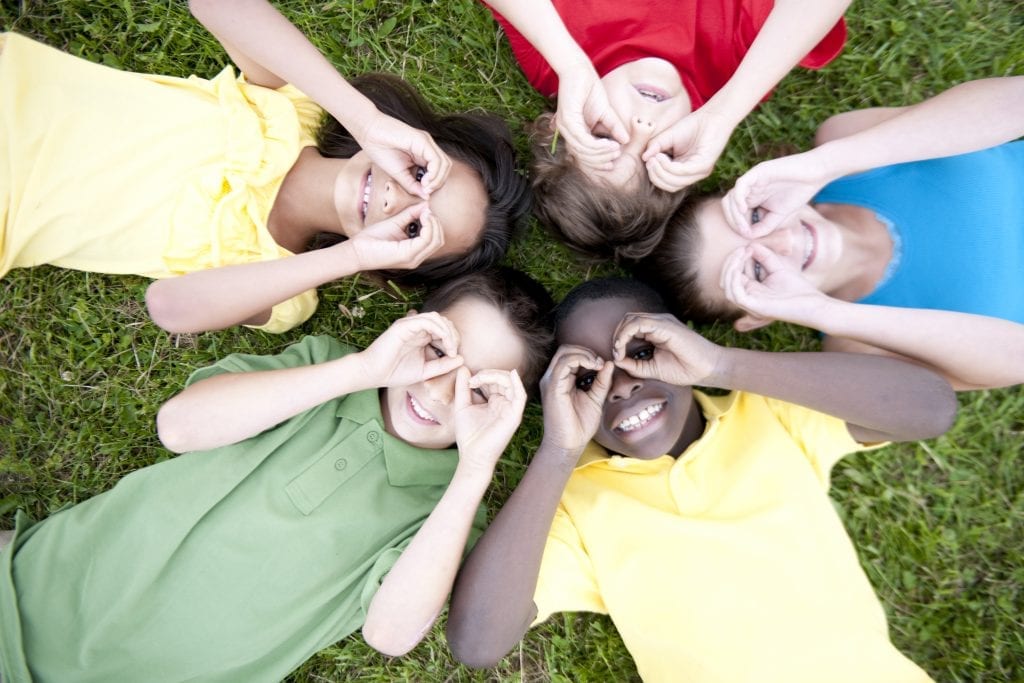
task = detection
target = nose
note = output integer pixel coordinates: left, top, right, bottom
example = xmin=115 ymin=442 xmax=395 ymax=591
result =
xmin=609 ymin=368 xmax=642 ymax=402
xmin=382 ymin=177 xmax=418 ymax=216
xmin=626 ymin=115 xmax=656 ymax=150
xmin=422 ymin=370 xmax=456 ymax=406
xmin=754 ymin=226 xmax=796 ymax=256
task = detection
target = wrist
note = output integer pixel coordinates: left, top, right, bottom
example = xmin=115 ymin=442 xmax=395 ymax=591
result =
xmin=452 ymin=458 xmax=499 ymax=491
xmin=699 ymin=346 xmax=736 ymax=390
xmin=537 ymin=436 xmax=585 ymax=469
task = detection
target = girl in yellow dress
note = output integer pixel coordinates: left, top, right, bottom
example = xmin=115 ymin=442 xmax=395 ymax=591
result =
xmin=0 ymin=0 xmax=530 ymax=333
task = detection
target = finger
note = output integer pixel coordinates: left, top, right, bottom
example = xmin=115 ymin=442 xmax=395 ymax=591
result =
xmin=644 ymin=155 xmax=687 ymax=193
xmin=585 ymin=361 xmax=615 ymax=404
xmin=391 ymin=163 xmax=429 ymax=200
xmin=594 ymin=106 xmax=630 ymax=146
xmin=611 ymin=314 xmax=670 ymax=360
xmin=748 ymin=242 xmax=791 ymax=274
xmin=719 ymin=245 xmax=749 ymax=292
xmin=424 ymin=353 xmax=465 ymax=379
xmin=420 ymin=140 xmax=452 ymax=195
xmin=722 ymin=186 xmax=754 ymax=238
xmin=454 ymin=366 xmax=472 ymax=410
xmin=401 ymin=209 xmax=444 ymax=267
xmin=406 ymin=311 xmax=460 ymax=358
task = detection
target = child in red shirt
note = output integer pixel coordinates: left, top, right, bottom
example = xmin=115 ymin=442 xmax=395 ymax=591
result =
xmin=483 ymin=0 xmax=848 ymax=261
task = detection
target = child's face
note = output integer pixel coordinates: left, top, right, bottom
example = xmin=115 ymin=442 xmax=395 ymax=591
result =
xmin=558 ymin=296 xmax=695 ymax=459
xmin=382 ymin=296 xmax=527 ymax=449
xmin=582 ymin=58 xmax=691 ymax=190
xmin=335 ymin=151 xmax=488 ymax=259
xmin=693 ymin=199 xmax=845 ymax=314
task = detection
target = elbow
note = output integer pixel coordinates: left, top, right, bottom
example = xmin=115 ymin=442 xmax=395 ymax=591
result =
xmin=361 ymin=620 xmax=422 ymax=659
xmin=908 ymin=372 xmax=958 ymax=441
xmin=146 ymin=280 xmax=196 ymax=334
xmin=446 ymin=607 xmax=513 ymax=669
xmin=188 ymin=0 xmax=219 ymax=23
xmin=155 ymin=400 xmax=192 ymax=454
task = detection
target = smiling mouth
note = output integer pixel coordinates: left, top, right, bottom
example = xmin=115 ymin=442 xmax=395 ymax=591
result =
xmin=634 ymin=84 xmax=670 ymax=102
xmin=407 ymin=392 xmax=439 ymax=425
xmin=613 ymin=401 xmax=666 ymax=433
xmin=360 ymin=169 xmax=373 ymax=222
xmin=801 ymin=221 xmax=818 ymax=270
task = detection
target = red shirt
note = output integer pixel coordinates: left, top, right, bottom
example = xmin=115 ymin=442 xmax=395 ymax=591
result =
xmin=486 ymin=0 xmax=846 ymax=107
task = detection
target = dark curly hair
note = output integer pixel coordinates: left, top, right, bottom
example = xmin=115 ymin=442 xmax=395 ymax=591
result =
xmin=423 ymin=267 xmax=555 ymax=397
xmin=528 ymin=112 xmax=686 ymax=264
xmin=312 ymin=73 xmax=531 ymax=288
xmin=633 ymin=194 xmax=742 ymax=325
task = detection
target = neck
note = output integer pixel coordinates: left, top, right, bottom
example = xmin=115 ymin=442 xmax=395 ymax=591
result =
xmin=268 ymin=147 xmax=347 ymax=252
xmin=669 ymin=393 xmax=706 ymax=457
xmin=814 ymin=202 xmax=894 ymax=301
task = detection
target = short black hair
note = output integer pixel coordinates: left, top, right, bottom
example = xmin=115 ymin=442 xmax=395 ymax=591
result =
xmin=422 ymin=267 xmax=555 ymax=397
xmin=553 ymin=277 xmax=669 ymax=340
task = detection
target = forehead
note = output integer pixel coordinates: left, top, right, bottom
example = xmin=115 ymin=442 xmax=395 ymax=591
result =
xmin=432 ymin=160 xmax=488 ymax=257
xmin=693 ymin=200 xmax=740 ymax=309
xmin=440 ymin=296 xmax=526 ymax=374
xmin=557 ymin=296 xmax=639 ymax=357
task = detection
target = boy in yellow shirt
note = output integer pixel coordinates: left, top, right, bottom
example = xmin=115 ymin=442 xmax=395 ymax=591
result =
xmin=447 ymin=277 xmax=955 ymax=682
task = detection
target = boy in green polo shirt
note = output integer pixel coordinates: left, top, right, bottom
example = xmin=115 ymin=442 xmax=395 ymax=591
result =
xmin=0 ymin=268 xmax=553 ymax=683
xmin=448 ymin=277 xmax=955 ymax=682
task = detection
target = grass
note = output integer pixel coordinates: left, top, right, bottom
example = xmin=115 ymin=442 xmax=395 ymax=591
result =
xmin=1 ymin=1 xmax=1022 ymax=681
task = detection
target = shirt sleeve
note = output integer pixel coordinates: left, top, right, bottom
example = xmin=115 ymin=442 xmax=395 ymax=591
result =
xmin=246 ymin=286 xmax=319 ymax=334
xmin=531 ymin=504 xmax=606 ymax=624
xmin=760 ymin=395 xmax=886 ymax=479
xmin=184 ymin=334 xmax=355 ymax=387
xmin=272 ymin=83 xmax=325 ymax=148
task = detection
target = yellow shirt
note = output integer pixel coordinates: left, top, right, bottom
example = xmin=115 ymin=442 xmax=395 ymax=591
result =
xmin=533 ymin=390 xmax=933 ymax=683
xmin=0 ymin=33 xmax=322 ymax=333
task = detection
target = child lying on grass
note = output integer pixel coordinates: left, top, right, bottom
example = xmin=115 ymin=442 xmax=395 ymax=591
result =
xmin=447 ymin=277 xmax=955 ymax=682
xmin=0 ymin=268 xmax=552 ymax=683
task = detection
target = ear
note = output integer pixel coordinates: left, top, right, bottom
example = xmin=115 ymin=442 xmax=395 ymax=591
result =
xmin=733 ymin=313 xmax=773 ymax=332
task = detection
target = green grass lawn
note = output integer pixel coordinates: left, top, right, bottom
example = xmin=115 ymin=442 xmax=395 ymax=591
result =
xmin=1 ymin=1 xmax=1022 ymax=681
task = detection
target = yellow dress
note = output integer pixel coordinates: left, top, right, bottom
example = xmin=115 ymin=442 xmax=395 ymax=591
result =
xmin=0 ymin=33 xmax=322 ymax=333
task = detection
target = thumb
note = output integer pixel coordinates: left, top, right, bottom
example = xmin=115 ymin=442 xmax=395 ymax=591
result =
xmin=391 ymin=165 xmax=429 ymax=200
xmin=749 ymin=243 xmax=791 ymax=274
xmin=426 ymin=353 xmax=464 ymax=380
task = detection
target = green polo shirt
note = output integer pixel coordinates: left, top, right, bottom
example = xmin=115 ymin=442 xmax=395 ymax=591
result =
xmin=0 ymin=335 xmax=485 ymax=683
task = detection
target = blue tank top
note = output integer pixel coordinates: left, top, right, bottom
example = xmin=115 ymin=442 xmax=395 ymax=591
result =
xmin=813 ymin=141 xmax=1024 ymax=324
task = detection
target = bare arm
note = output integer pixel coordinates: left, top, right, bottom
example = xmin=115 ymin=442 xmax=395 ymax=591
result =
xmin=643 ymin=0 xmax=850 ymax=190
xmin=364 ymin=369 xmax=527 ymax=656
xmin=725 ymin=77 xmax=1024 ymax=234
xmin=448 ymin=348 xmax=614 ymax=668
xmin=189 ymin=0 xmax=451 ymax=194
xmin=157 ymin=313 xmax=463 ymax=452
xmin=147 ymin=206 xmax=443 ymax=334
xmin=611 ymin=313 xmax=957 ymax=445
xmin=723 ymin=243 xmax=1024 ymax=391
xmin=817 ymin=302 xmax=1024 ymax=391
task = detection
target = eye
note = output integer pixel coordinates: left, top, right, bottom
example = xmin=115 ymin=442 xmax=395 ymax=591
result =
xmin=750 ymin=207 xmax=762 ymax=224
xmin=628 ymin=343 xmax=655 ymax=362
xmin=414 ymin=166 xmax=427 ymax=183
xmin=427 ymin=344 xmax=445 ymax=359
xmin=406 ymin=221 xmax=421 ymax=238
xmin=472 ymin=387 xmax=487 ymax=401
xmin=575 ymin=371 xmax=597 ymax=392
xmin=753 ymin=261 xmax=765 ymax=283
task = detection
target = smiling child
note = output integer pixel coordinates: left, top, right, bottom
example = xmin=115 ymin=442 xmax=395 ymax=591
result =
xmin=0 ymin=268 xmax=552 ymax=683
xmin=448 ymin=277 xmax=955 ymax=682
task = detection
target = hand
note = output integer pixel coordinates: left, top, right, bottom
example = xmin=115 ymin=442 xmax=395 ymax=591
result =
xmin=612 ymin=313 xmax=723 ymax=387
xmin=556 ymin=60 xmax=630 ymax=170
xmin=642 ymin=107 xmax=734 ymax=191
xmin=346 ymin=204 xmax=444 ymax=272
xmin=720 ymin=244 xmax=830 ymax=326
xmin=539 ymin=345 xmax=614 ymax=452
xmin=357 ymin=112 xmax=453 ymax=198
xmin=360 ymin=312 xmax=463 ymax=387
xmin=722 ymin=150 xmax=833 ymax=237
xmin=453 ymin=367 xmax=528 ymax=473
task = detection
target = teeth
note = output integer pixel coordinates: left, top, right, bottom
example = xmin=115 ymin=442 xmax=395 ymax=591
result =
xmin=637 ymin=88 xmax=665 ymax=102
xmin=615 ymin=402 xmax=665 ymax=433
xmin=802 ymin=224 xmax=813 ymax=268
xmin=361 ymin=171 xmax=372 ymax=220
xmin=409 ymin=394 xmax=437 ymax=423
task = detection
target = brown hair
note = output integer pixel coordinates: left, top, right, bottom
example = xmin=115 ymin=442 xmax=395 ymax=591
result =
xmin=312 ymin=74 xmax=531 ymax=288
xmin=528 ymin=113 xmax=686 ymax=264
xmin=422 ymin=267 xmax=555 ymax=397
xmin=633 ymin=194 xmax=742 ymax=324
